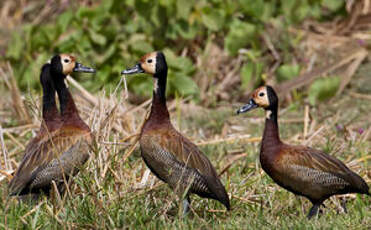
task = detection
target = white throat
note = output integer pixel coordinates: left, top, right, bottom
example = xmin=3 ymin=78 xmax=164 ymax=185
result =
xmin=65 ymin=76 xmax=70 ymax=88
xmin=265 ymin=110 xmax=272 ymax=119
xmin=153 ymin=78 xmax=159 ymax=93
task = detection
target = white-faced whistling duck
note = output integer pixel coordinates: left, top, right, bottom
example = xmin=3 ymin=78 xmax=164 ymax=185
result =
xmin=237 ymin=85 xmax=370 ymax=219
xmin=9 ymin=54 xmax=96 ymax=197
xmin=122 ymin=51 xmax=230 ymax=215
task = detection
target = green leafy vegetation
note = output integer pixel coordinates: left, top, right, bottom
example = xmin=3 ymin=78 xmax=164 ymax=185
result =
xmin=276 ymin=64 xmax=301 ymax=82
xmin=2 ymin=0 xmax=346 ymax=101
xmin=308 ymin=76 xmax=340 ymax=105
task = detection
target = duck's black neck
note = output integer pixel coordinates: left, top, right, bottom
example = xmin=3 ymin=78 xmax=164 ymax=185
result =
xmin=40 ymin=65 xmax=60 ymax=127
xmin=53 ymin=74 xmax=85 ymax=126
xmin=147 ymin=71 xmax=170 ymax=125
xmin=262 ymin=105 xmax=281 ymax=146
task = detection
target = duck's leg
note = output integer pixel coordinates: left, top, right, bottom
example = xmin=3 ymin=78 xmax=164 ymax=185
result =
xmin=340 ymin=198 xmax=347 ymax=214
xmin=182 ymin=196 xmax=191 ymax=216
xmin=307 ymin=203 xmax=321 ymax=219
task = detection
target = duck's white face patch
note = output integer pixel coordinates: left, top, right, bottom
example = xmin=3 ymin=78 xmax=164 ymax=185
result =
xmin=60 ymin=54 xmax=76 ymax=75
xmin=252 ymin=87 xmax=270 ymax=108
xmin=140 ymin=52 xmax=157 ymax=74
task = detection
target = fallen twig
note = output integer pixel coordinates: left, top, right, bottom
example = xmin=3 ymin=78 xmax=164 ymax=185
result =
xmin=219 ymin=153 xmax=248 ymax=176
xmin=197 ymin=135 xmax=261 ymax=146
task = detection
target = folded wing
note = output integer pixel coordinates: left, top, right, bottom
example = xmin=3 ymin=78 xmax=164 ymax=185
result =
xmin=9 ymin=127 xmax=91 ymax=195
xmin=140 ymin=128 xmax=230 ymax=209
xmin=278 ymin=145 xmax=369 ymax=199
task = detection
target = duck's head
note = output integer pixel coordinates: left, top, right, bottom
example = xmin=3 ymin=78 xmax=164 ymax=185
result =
xmin=121 ymin=51 xmax=167 ymax=77
xmin=237 ymin=85 xmax=278 ymax=115
xmin=50 ymin=54 xmax=96 ymax=77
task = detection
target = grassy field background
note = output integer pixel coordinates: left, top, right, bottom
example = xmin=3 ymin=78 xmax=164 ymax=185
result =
xmin=0 ymin=67 xmax=370 ymax=229
xmin=0 ymin=0 xmax=370 ymax=229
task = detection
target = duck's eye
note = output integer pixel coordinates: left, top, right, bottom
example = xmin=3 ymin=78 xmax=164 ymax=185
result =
xmin=147 ymin=59 xmax=153 ymax=63
xmin=64 ymin=59 xmax=70 ymax=63
xmin=259 ymin=92 xmax=265 ymax=97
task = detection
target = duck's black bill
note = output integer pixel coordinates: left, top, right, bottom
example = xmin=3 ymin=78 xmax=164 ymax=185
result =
xmin=73 ymin=63 xmax=96 ymax=73
xmin=121 ymin=63 xmax=144 ymax=75
xmin=237 ymin=99 xmax=258 ymax=114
